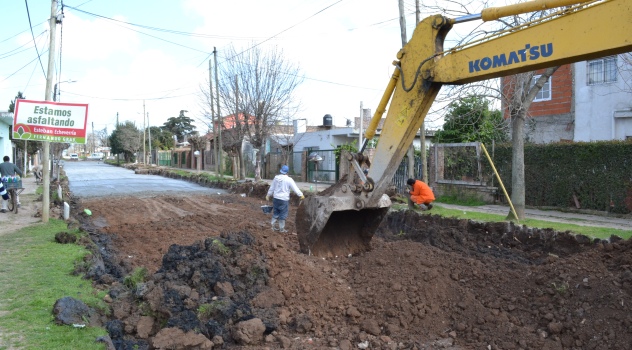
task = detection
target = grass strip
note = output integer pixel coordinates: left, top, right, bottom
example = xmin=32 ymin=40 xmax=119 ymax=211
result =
xmin=393 ymin=204 xmax=632 ymax=240
xmin=0 ymin=220 xmax=107 ymax=350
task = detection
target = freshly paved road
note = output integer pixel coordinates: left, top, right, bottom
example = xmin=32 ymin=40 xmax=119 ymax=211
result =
xmin=63 ymin=161 xmax=226 ymax=198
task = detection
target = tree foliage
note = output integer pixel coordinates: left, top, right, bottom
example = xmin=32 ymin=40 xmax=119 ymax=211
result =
xmin=434 ymin=96 xmax=508 ymax=144
xmin=109 ymin=121 xmax=141 ymax=162
xmin=8 ymin=91 xmax=24 ymax=113
xmin=162 ymin=110 xmax=196 ymax=143
xmin=8 ymin=91 xmax=43 ymax=156
xmin=149 ymin=126 xmax=175 ymax=150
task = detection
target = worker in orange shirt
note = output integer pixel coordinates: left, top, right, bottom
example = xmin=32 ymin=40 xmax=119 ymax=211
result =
xmin=407 ymin=178 xmax=435 ymax=211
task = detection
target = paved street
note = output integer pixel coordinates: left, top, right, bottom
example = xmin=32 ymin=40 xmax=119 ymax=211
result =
xmin=63 ymin=161 xmax=226 ymax=198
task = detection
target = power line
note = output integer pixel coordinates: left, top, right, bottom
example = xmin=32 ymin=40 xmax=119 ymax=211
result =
xmin=1 ymin=49 xmax=49 ymax=83
xmin=64 ymin=4 xmax=213 ymax=55
xmin=24 ymin=0 xmax=47 ymax=78
xmin=0 ymin=37 xmax=41 ymax=60
xmin=63 ymin=90 xmax=195 ymax=101
xmin=227 ymin=0 xmax=344 ymax=61
xmin=64 ymin=5 xmax=264 ymax=41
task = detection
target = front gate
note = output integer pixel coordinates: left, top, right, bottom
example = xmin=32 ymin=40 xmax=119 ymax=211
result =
xmin=306 ymin=149 xmax=337 ymax=185
xmin=157 ymin=151 xmax=172 ymax=166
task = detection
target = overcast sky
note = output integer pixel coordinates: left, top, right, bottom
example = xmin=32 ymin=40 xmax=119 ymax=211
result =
xmin=1 ymin=0 xmax=498 ymax=137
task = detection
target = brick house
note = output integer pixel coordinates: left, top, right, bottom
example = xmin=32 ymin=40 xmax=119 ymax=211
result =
xmin=501 ymin=54 xmax=632 ymax=143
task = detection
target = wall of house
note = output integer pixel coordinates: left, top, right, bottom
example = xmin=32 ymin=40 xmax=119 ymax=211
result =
xmin=502 ymin=65 xmax=574 ymax=143
xmin=0 ymin=113 xmax=14 ymax=160
xmin=574 ymin=55 xmax=632 ymax=141
xmin=528 ymin=65 xmax=573 ymax=117
xmin=293 ymin=127 xmax=355 ymax=152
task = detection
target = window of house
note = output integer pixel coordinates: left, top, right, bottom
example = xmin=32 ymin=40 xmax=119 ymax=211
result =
xmin=587 ymin=56 xmax=617 ymax=85
xmin=531 ymin=75 xmax=551 ymax=102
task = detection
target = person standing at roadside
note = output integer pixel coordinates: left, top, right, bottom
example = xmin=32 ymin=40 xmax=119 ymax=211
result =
xmin=266 ymin=165 xmax=304 ymax=232
xmin=1 ymin=156 xmax=23 ymax=212
xmin=407 ymin=178 xmax=435 ymax=211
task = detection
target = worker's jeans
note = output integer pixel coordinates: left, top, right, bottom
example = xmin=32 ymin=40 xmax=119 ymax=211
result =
xmin=272 ymin=198 xmax=289 ymax=220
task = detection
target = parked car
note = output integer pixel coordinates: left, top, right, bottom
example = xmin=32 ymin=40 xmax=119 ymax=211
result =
xmin=87 ymin=153 xmax=104 ymax=161
xmin=70 ymin=154 xmax=79 ymax=161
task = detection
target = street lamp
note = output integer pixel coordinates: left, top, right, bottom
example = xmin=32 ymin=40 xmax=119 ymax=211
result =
xmin=53 ymin=80 xmax=77 ymax=102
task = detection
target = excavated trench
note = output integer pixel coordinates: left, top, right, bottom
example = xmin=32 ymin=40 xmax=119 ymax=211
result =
xmin=70 ymin=189 xmax=632 ymax=350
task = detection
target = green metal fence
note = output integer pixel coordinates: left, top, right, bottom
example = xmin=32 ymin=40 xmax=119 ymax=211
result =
xmin=157 ymin=151 xmax=172 ymax=166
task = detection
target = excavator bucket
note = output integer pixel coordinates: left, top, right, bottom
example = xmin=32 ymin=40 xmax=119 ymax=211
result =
xmin=295 ymin=177 xmax=392 ymax=258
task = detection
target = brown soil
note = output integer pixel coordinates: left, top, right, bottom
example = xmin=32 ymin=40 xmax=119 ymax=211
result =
xmin=73 ymin=190 xmax=632 ymax=350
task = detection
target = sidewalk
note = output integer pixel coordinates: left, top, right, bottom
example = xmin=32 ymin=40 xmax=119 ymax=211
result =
xmin=0 ymin=174 xmax=42 ymax=235
xmin=165 ymin=167 xmax=632 ymax=231
xmin=433 ymin=203 xmax=632 ymax=231
xmin=261 ymin=174 xmax=632 ymax=231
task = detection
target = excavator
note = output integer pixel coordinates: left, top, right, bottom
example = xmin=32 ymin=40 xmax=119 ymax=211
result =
xmin=296 ymin=0 xmax=632 ymax=257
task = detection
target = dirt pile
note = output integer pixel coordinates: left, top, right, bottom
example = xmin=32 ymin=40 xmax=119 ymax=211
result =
xmin=76 ymin=193 xmax=632 ymax=350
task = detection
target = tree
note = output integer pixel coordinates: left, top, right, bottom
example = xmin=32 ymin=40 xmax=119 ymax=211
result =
xmin=149 ymin=126 xmax=175 ymax=150
xmin=109 ymin=121 xmax=141 ymax=163
xmin=420 ymin=0 xmax=563 ymax=220
xmin=95 ymin=127 xmax=109 ymax=149
xmin=434 ymin=95 xmax=508 ymax=144
xmin=201 ymin=44 xmax=303 ymax=180
xmin=188 ymin=134 xmax=206 ymax=170
xmin=8 ymin=91 xmax=24 ymax=113
xmin=162 ymin=110 xmax=196 ymax=143
xmin=503 ymin=68 xmax=558 ymax=220
xmin=8 ymin=91 xmax=42 ymax=161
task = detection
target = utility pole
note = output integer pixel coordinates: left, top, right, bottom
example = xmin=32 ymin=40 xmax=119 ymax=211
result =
xmin=359 ymin=101 xmax=363 ymax=147
xmin=147 ymin=112 xmax=151 ymax=165
xmin=116 ymin=112 xmax=120 ymax=164
xmin=214 ymin=47 xmax=223 ymax=178
xmin=398 ymin=0 xmax=416 ymax=188
xmin=42 ymin=0 xmax=58 ymax=223
xmin=143 ymin=100 xmax=146 ymax=164
xmin=210 ymin=57 xmax=218 ymax=176
xmin=91 ymin=122 xmax=95 ymax=153
xmin=235 ymin=75 xmax=243 ymax=179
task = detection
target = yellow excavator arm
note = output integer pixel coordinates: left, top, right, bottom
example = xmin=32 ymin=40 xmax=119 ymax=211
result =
xmin=297 ymin=0 xmax=632 ymax=257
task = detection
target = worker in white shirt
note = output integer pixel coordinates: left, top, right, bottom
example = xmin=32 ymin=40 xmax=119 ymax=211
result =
xmin=266 ymin=165 xmax=304 ymax=232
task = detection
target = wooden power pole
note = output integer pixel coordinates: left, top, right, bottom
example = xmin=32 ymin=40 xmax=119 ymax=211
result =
xmin=42 ymin=0 xmax=58 ymax=222
xmin=214 ymin=47 xmax=223 ymax=178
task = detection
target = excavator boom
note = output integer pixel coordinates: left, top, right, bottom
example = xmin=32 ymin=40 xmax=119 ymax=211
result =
xmin=297 ymin=0 xmax=632 ymax=257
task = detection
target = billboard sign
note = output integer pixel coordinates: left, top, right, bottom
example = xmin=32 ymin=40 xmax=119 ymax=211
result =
xmin=13 ymin=99 xmax=89 ymax=144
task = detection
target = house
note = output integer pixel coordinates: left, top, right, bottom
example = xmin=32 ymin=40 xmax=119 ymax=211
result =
xmin=207 ymin=113 xmax=286 ymax=177
xmin=0 ymin=111 xmax=13 ymax=159
xmin=574 ymin=55 xmax=632 ymax=141
xmin=501 ymin=54 xmax=632 ymax=143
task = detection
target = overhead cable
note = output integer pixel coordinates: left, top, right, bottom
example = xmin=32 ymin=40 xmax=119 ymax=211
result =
xmin=24 ymin=0 xmax=47 ymax=78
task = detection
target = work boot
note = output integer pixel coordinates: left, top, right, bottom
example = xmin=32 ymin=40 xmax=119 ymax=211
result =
xmin=279 ymin=220 xmax=287 ymax=233
xmin=426 ymin=203 xmax=433 ymax=210
xmin=271 ymin=217 xmax=279 ymax=231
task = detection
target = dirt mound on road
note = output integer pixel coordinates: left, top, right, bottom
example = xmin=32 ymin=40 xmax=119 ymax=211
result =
xmin=76 ymin=193 xmax=632 ymax=349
